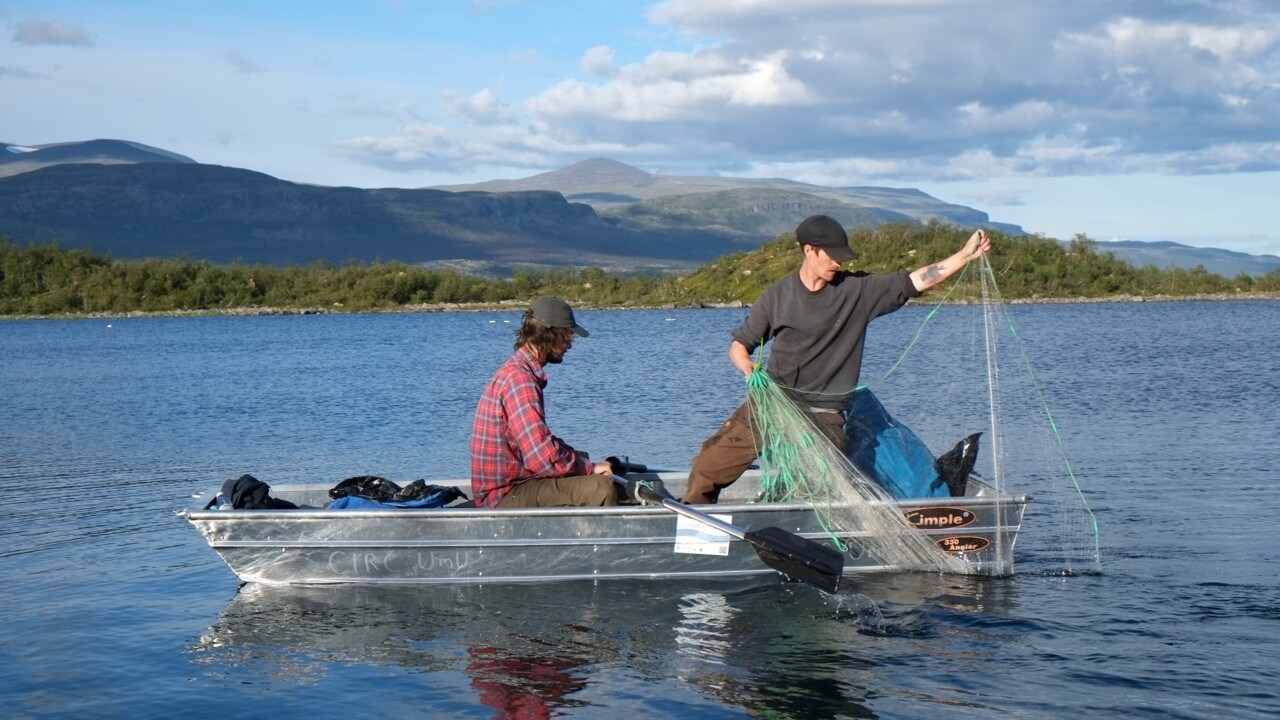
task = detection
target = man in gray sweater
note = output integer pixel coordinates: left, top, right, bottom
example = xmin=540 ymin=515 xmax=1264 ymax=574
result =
xmin=682 ymin=214 xmax=991 ymax=504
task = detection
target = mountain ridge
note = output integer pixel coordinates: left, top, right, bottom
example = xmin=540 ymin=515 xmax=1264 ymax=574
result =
xmin=0 ymin=162 xmax=760 ymax=269
xmin=432 ymin=157 xmax=1015 ymax=233
xmin=1 ymin=140 xmax=1276 ymax=277
xmin=1089 ymin=239 xmax=1280 ymax=278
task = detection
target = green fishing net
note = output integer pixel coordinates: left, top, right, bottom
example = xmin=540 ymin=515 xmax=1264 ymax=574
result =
xmin=741 ymin=370 xmax=970 ymax=574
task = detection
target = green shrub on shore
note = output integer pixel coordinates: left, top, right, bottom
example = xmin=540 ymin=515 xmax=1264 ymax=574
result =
xmin=2 ymin=224 xmax=1276 ymax=316
xmin=0 ymin=238 xmax=686 ymax=315
xmin=677 ymin=222 xmax=1278 ymax=302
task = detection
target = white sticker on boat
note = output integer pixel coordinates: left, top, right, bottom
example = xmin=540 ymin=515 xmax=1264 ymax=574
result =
xmin=674 ymin=514 xmax=732 ymax=556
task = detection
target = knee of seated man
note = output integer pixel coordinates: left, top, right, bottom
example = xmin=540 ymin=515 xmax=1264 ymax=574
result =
xmin=585 ymin=475 xmax=618 ymax=506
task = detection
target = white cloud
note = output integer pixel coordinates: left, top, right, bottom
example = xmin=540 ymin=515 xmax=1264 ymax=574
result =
xmin=527 ymin=48 xmax=809 ymax=122
xmin=446 ymin=88 xmax=516 ymax=125
xmin=335 ymin=1 xmax=1280 ymax=185
xmin=582 ymin=45 xmax=616 ymax=77
xmin=12 ymin=19 xmax=92 ymax=46
xmin=333 ymin=115 xmax=670 ymax=174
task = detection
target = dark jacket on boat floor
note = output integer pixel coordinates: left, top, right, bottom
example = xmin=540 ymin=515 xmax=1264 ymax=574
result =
xmin=219 ymin=474 xmax=298 ymax=510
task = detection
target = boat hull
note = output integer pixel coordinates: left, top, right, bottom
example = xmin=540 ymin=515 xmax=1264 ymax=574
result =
xmin=182 ymin=475 xmax=1028 ymax=586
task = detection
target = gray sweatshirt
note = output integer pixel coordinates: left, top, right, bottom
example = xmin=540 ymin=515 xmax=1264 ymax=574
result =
xmin=731 ymin=269 xmax=920 ymax=411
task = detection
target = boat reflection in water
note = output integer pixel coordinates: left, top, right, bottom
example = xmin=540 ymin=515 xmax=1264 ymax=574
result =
xmin=190 ymin=575 xmax=1021 ymax=717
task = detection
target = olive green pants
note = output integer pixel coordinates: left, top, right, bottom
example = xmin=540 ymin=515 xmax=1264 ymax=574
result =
xmin=496 ymin=474 xmax=620 ymax=508
xmin=682 ymin=402 xmax=847 ymax=505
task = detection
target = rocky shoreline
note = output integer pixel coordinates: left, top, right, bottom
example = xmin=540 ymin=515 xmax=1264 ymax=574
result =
xmin=3 ymin=292 xmax=1277 ymax=321
xmin=1004 ymin=291 xmax=1280 ymax=304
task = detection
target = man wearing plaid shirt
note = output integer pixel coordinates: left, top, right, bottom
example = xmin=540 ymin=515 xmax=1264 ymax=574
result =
xmin=470 ymin=296 xmax=616 ymax=509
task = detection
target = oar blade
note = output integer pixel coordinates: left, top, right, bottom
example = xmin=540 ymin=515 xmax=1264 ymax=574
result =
xmin=612 ymin=474 xmax=844 ymax=593
xmin=744 ymin=526 xmax=845 ymax=594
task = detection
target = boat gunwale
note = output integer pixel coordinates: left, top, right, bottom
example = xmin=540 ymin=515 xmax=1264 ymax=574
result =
xmin=180 ymin=485 xmax=1031 ymax=521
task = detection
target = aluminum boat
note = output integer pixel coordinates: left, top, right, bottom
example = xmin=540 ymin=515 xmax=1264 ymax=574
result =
xmin=181 ymin=469 xmax=1028 ymax=587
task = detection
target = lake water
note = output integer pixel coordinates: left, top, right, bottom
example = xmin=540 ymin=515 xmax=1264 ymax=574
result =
xmin=1 ymin=302 xmax=1277 ymax=719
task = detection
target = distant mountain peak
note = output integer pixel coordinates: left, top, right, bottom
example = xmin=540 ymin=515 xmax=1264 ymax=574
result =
xmin=0 ymin=138 xmax=196 ymax=178
xmin=538 ymin=158 xmax=655 ymax=186
xmin=459 ymin=157 xmax=655 ymax=188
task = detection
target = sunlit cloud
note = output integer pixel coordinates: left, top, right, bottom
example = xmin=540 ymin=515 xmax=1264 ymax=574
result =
xmin=446 ymin=88 xmax=516 ymax=125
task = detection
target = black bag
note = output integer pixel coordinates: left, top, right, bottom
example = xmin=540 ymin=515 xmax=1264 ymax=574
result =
xmin=328 ymin=475 xmax=400 ymax=502
xmin=220 ymin=474 xmax=298 ymax=510
xmin=328 ymin=476 xmax=466 ymax=505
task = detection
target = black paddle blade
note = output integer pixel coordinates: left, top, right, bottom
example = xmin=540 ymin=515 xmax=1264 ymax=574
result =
xmin=745 ymin=526 xmax=845 ymax=594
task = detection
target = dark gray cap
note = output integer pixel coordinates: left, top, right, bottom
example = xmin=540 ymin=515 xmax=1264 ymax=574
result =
xmin=530 ymin=296 xmax=588 ymax=337
xmin=795 ymin=214 xmax=858 ymax=263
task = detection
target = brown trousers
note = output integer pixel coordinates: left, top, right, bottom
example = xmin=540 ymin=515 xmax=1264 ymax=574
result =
xmin=496 ymin=474 xmax=619 ymax=508
xmin=682 ymin=402 xmax=847 ymax=504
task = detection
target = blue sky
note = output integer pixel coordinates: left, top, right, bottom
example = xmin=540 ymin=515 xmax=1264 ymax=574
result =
xmin=3 ymin=0 xmax=1278 ymax=256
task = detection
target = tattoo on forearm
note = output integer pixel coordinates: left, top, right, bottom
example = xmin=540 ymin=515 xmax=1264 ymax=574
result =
xmin=921 ymin=264 xmax=945 ymax=283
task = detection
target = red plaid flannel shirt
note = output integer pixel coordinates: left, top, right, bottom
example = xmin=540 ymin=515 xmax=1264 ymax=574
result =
xmin=470 ymin=346 xmax=593 ymax=508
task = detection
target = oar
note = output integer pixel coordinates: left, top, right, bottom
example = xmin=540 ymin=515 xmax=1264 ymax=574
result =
xmin=613 ymin=475 xmax=844 ymax=594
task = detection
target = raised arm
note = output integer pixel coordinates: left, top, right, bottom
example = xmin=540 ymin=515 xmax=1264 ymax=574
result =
xmin=910 ymin=229 xmax=991 ymax=292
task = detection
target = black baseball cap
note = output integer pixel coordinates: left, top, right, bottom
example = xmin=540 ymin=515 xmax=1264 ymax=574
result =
xmin=795 ymin=215 xmax=858 ymax=263
xmin=530 ymin=296 xmax=588 ymax=337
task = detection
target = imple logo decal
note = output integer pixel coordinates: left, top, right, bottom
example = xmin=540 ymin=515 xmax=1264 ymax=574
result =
xmin=905 ymin=506 xmax=976 ymax=530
